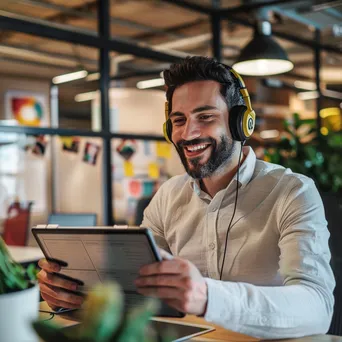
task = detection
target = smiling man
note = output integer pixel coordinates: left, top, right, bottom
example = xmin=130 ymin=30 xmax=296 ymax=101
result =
xmin=134 ymin=56 xmax=335 ymax=339
xmin=36 ymin=56 xmax=335 ymax=339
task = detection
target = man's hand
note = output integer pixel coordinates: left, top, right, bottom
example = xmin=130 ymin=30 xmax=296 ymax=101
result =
xmin=135 ymin=249 xmax=207 ymax=316
xmin=37 ymin=259 xmax=84 ymax=310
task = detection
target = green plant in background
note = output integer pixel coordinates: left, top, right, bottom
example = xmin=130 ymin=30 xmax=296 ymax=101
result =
xmin=0 ymin=237 xmax=38 ymax=294
xmin=33 ymin=282 xmax=173 ymax=342
xmin=264 ymin=113 xmax=342 ymax=193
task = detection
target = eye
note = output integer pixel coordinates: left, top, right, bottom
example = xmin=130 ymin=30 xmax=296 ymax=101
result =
xmin=172 ymin=118 xmax=185 ymax=126
xmin=199 ymin=114 xmax=213 ymax=120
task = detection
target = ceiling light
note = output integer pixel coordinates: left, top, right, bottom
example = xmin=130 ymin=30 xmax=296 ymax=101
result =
xmin=75 ymin=91 xmax=98 ymax=102
xmin=320 ymin=127 xmax=329 ymax=136
xmin=322 ymin=89 xmax=342 ymax=100
xmin=86 ymin=72 xmax=100 ymax=81
xmin=297 ymin=91 xmax=319 ymax=100
xmin=320 ymin=107 xmax=341 ymax=118
xmin=233 ymin=21 xmax=293 ymax=76
xmin=52 ymin=70 xmax=88 ymax=84
xmin=294 ymin=80 xmax=317 ymax=91
xmin=260 ymin=129 xmax=279 ymax=139
xmin=136 ymin=78 xmax=165 ymax=89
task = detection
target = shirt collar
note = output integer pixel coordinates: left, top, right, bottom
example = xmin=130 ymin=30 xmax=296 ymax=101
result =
xmin=189 ymin=146 xmax=256 ymax=194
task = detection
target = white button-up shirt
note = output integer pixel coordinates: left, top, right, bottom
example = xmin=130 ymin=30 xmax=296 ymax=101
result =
xmin=142 ymin=146 xmax=335 ymax=339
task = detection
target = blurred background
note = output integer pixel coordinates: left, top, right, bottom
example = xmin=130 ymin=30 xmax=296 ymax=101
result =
xmin=0 ymin=0 xmax=340 ymax=241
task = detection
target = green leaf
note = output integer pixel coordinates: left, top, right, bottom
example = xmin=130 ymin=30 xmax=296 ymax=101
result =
xmin=80 ymin=283 xmax=124 ymax=342
xmin=116 ymin=299 xmax=160 ymax=342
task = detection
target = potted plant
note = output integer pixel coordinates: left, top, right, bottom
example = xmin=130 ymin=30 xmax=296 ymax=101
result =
xmin=33 ymin=282 xmax=172 ymax=342
xmin=0 ymin=237 xmax=39 ymax=342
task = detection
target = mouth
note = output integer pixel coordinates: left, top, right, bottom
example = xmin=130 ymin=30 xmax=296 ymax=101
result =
xmin=183 ymin=143 xmax=211 ymax=158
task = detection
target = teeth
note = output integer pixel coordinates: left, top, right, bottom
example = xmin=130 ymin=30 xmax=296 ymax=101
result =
xmin=186 ymin=144 xmax=207 ymax=152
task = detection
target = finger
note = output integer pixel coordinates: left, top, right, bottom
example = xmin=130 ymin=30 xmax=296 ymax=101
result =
xmin=136 ymin=286 xmax=183 ymax=300
xmin=37 ymin=270 xmax=78 ymax=291
xmin=38 ymin=259 xmax=61 ymax=273
xmin=135 ymin=275 xmax=187 ymax=289
xmin=41 ymin=292 xmax=81 ymax=310
xmin=39 ymin=282 xmax=84 ymax=307
xmin=139 ymin=259 xmax=187 ymax=276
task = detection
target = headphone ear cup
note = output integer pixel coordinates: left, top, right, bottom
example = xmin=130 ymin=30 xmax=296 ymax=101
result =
xmin=229 ymin=105 xmax=247 ymax=141
xmin=163 ymin=119 xmax=173 ymax=143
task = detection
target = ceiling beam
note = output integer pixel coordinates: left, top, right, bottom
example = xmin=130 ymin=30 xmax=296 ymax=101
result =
xmin=159 ymin=0 xmax=213 ymax=14
xmin=0 ymin=42 xmax=98 ymax=66
xmin=11 ymin=0 xmax=185 ymax=39
xmin=0 ymin=11 xmax=181 ymax=63
xmin=0 ymin=54 xmax=76 ymax=71
xmin=161 ymin=0 xmax=342 ymax=55
xmin=219 ymin=0 xmax=301 ymax=15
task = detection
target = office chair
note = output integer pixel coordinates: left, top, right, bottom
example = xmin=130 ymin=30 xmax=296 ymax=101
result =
xmin=3 ymin=201 xmax=33 ymax=246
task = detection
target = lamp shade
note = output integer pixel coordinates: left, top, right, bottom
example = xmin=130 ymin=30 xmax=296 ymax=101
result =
xmin=233 ymin=34 xmax=294 ymax=76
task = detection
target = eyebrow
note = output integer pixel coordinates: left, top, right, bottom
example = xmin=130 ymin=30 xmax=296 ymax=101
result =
xmin=169 ymin=105 xmax=218 ymax=118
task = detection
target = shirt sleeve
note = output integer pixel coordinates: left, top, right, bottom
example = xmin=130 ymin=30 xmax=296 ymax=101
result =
xmin=204 ymin=177 xmax=335 ymax=339
xmin=141 ymin=186 xmax=171 ymax=253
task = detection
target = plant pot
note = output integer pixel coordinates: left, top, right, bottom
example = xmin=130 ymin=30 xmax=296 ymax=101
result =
xmin=0 ymin=283 xmax=40 ymax=342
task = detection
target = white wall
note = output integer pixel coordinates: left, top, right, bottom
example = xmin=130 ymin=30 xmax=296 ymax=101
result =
xmin=54 ymin=137 xmax=104 ymax=223
xmin=54 ymin=88 xmax=184 ymax=225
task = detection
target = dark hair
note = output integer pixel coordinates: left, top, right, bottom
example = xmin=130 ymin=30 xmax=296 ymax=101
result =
xmin=163 ymin=56 xmax=245 ymax=115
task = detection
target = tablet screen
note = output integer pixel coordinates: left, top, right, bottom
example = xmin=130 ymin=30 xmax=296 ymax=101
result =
xmin=34 ymin=229 xmax=157 ymax=292
xmin=33 ymin=228 xmax=184 ymax=317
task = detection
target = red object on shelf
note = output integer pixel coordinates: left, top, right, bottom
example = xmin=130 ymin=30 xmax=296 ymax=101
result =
xmin=3 ymin=201 xmax=33 ymax=246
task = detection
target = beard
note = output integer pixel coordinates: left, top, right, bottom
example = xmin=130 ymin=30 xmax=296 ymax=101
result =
xmin=176 ymin=135 xmax=236 ymax=179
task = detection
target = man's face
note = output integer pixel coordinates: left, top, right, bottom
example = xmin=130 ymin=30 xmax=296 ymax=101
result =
xmin=170 ymin=80 xmax=236 ymax=179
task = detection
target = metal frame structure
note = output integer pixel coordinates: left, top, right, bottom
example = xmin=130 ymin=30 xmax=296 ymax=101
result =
xmin=0 ymin=0 xmax=338 ymax=224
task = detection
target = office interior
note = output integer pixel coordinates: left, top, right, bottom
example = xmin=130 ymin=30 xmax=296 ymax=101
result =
xmin=0 ymin=0 xmax=341 ymax=335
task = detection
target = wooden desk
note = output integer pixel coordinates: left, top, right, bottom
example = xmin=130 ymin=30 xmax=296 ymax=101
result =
xmin=8 ymin=246 xmax=44 ymax=264
xmin=39 ymin=302 xmax=342 ymax=342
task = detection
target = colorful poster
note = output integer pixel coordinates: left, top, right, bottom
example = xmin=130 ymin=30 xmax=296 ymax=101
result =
xmin=116 ymin=139 xmax=137 ymax=160
xmin=83 ymin=142 xmax=101 ymax=165
xmin=61 ymin=137 xmax=80 ymax=153
xmin=32 ymin=135 xmax=48 ymax=156
xmin=5 ymin=90 xmax=47 ymax=127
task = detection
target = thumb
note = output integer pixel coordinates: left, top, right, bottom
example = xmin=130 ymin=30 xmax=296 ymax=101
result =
xmin=159 ymin=248 xmax=174 ymax=260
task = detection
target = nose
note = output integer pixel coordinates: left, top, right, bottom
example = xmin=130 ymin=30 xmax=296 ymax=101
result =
xmin=181 ymin=119 xmax=201 ymax=141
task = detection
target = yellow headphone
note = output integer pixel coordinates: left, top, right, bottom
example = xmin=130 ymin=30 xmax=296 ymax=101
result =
xmin=163 ymin=65 xmax=255 ymax=143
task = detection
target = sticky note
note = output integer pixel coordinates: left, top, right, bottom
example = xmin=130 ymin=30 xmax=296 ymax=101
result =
xmin=156 ymin=141 xmax=171 ymax=158
xmin=124 ymin=161 xmax=134 ymax=177
xmin=148 ymin=163 xmax=159 ymax=179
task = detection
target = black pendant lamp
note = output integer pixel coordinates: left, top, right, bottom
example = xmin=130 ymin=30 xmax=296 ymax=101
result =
xmin=233 ymin=21 xmax=294 ymax=76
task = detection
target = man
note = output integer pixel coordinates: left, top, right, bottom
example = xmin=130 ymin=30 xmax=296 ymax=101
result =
xmin=37 ymin=56 xmax=335 ymax=339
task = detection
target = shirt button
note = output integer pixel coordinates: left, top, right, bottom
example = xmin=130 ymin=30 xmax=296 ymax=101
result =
xmin=209 ymin=243 xmax=215 ymax=250
xmin=212 ymin=207 xmax=217 ymax=212
xmin=261 ymin=317 xmax=268 ymax=324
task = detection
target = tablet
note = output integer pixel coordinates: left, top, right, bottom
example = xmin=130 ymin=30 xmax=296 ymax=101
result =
xmin=63 ymin=318 xmax=215 ymax=342
xmin=32 ymin=226 xmax=184 ymax=317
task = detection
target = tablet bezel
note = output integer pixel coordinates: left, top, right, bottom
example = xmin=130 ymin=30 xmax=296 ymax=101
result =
xmin=32 ymin=226 xmax=162 ymax=264
xmin=32 ymin=226 xmax=185 ymax=318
